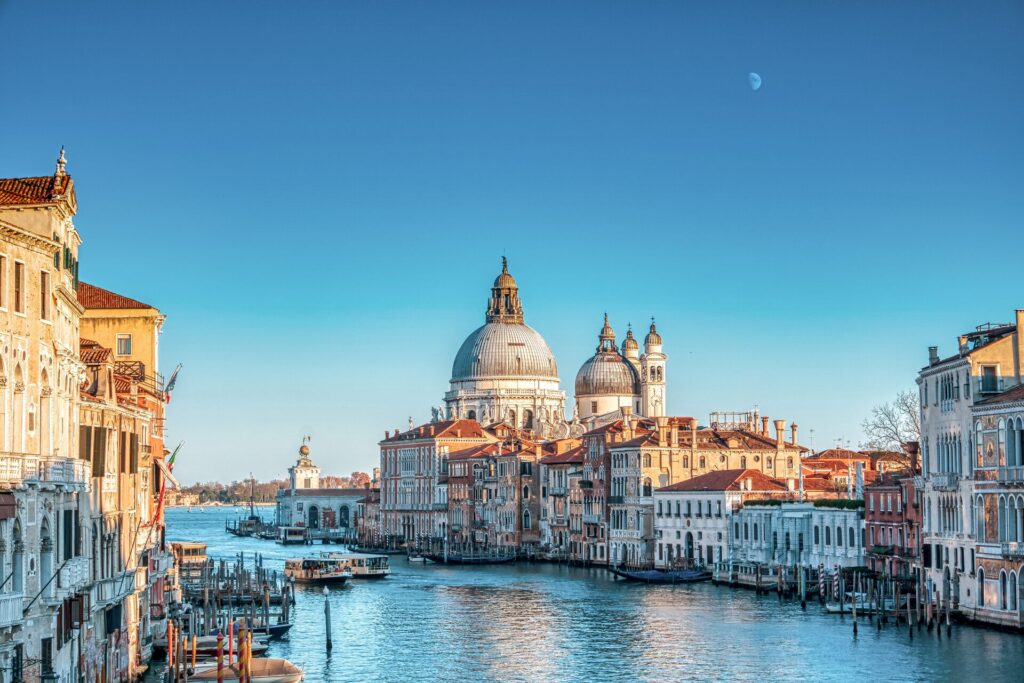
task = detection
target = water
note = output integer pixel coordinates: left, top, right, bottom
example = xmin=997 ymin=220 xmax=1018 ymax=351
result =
xmin=155 ymin=507 xmax=1022 ymax=682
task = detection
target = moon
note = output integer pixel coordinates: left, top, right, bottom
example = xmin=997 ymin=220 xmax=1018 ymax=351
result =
xmin=749 ymin=72 xmax=762 ymax=91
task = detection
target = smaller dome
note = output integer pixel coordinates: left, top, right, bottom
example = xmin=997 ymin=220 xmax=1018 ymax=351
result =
xmin=575 ymin=353 xmax=640 ymax=397
xmin=622 ymin=326 xmax=639 ymax=352
xmin=645 ymin=319 xmax=662 ymax=346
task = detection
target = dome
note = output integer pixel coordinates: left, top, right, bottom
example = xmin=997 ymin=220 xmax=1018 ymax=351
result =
xmin=493 ymin=256 xmax=518 ymax=290
xmin=452 ymin=322 xmax=559 ymax=381
xmin=575 ymin=353 xmax=640 ymax=397
xmin=644 ymin=320 xmax=662 ymax=346
xmin=622 ymin=326 xmax=639 ymax=353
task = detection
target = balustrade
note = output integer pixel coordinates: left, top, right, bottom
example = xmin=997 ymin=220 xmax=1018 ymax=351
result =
xmin=0 ymin=592 xmax=24 ymax=629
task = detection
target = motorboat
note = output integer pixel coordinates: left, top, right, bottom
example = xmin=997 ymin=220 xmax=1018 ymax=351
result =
xmin=191 ymin=658 xmax=304 ymax=683
xmin=276 ymin=526 xmax=308 ymax=545
xmin=320 ymin=552 xmax=391 ymax=578
xmin=284 ymin=557 xmax=352 ymax=584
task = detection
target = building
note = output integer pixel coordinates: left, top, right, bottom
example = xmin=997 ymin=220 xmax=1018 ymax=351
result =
xmin=917 ymin=309 xmax=1024 ymax=623
xmin=654 ymin=469 xmax=789 ymax=568
xmin=275 ymin=442 xmax=365 ymax=538
xmin=574 ymin=316 xmax=666 ymax=421
xmin=864 ymin=472 xmax=921 ymax=581
xmin=730 ymin=500 xmax=865 ymax=571
xmin=379 ymin=419 xmax=493 ymax=545
xmin=539 ymin=444 xmax=584 ymax=559
xmin=443 ymin=258 xmax=568 ymax=436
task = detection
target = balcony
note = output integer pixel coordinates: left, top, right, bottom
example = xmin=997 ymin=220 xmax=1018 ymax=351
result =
xmin=608 ymin=496 xmax=625 ymax=505
xmin=578 ymin=480 xmax=593 ymax=489
xmin=95 ymin=570 xmax=136 ymax=607
xmin=551 ymin=516 xmax=567 ymax=526
xmin=432 ymin=502 xmax=448 ymax=510
xmin=57 ymin=556 xmax=91 ymax=597
xmin=997 ymin=467 xmax=1024 ymax=484
xmin=0 ymin=454 xmax=89 ymax=488
xmin=549 ymin=485 xmax=567 ymax=496
xmin=0 ymin=592 xmax=24 ymax=629
xmin=1002 ymin=542 xmax=1024 ymax=558
xmin=582 ymin=513 xmax=602 ymax=524
xmin=931 ymin=473 xmax=959 ymax=491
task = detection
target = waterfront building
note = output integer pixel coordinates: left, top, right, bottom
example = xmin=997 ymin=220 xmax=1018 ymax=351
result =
xmin=864 ymin=470 xmax=921 ymax=581
xmin=917 ymin=310 xmax=1024 ymax=622
xmin=654 ymin=469 xmax=788 ymax=568
xmin=729 ymin=501 xmax=865 ymax=571
xmin=538 ymin=444 xmax=584 ymax=559
xmin=355 ymin=489 xmax=381 ymax=546
xmin=967 ymin=337 xmax=1024 ymax=627
xmin=379 ymin=419 xmax=493 ymax=545
xmin=607 ymin=412 xmax=805 ymax=566
xmin=275 ymin=442 xmax=366 ymax=538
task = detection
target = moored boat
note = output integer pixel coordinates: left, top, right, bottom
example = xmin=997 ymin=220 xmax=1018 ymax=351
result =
xmin=284 ymin=557 xmax=352 ymax=584
xmin=154 ymin=634 xmax=270 ymax=658
xmin=608 ymin=566 xmax=713 ymax=584
xmin=421 ymin=550 xmax=516 ymax=565
xmin=191 ymin=658 xmax=303 ymax=683
xmin=276 ymin=526 xmax=308 ymax=545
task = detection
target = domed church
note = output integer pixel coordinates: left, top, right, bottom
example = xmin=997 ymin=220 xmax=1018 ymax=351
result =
xmin=574 ymin=315 xmax=667 ymax=420
xmin=443 ymin=258 xmax=569 ymax=437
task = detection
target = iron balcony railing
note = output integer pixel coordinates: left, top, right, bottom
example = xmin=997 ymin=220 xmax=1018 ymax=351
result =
xmin=931 ymin=473 xmax=959 ymax=491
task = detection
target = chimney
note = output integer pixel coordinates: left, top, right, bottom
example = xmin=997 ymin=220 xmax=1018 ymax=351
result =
xmin=690 ymin=418 xmax=698 ymax=462
xmin=669 ymin=420 xmax=679 ymax=447
xmin=928 ymin=346 xmax=939 ymax=365
xmin=790 ymin=423 xmax=798 ymax=445
xmin=907 ymin=441 xmax=920 ymax=474
xmin=622 ymin=405 xmax=633 ymax=418
xmin=384 ymin=430 xmax=389 ymax=439
xmin=656 ymin=416 xmax=669 ymax=446
xmin=761 ymin=416 xmax=770 ymax=436
xmin=774 ymin=420 xmax=785 ymax=449
xmin=429 ymin=425 xmax=435 ymax=436
xmin=787 ymin=478 xmax=795 ymax=492
xmin=958 ymin=335 xmax=969 ymax=354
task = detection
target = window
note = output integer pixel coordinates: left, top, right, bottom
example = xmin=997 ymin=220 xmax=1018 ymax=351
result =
xmin=13 ymin=261 xmax=24 ymax=313
xmin=591 ymin=401 xmax=598 ymax=414
xmin=982 ymin=366 xmax=998 ymax=393
xmin=116 ymin=334 xmax=132 ymax=356
xmin=814 ymin=526 xmax=819 ymax=545
xmin=39 ymin=271 xmax=50 ymax=320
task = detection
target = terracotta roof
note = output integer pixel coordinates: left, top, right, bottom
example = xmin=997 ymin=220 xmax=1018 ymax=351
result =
xmin=976 ymin=383 xmax=1024 ymax=406
xmin=382 ymin=419 xmax=489 ymax=443
xmin=79 ymin=345 xmax=111 ymax=365
xmin=447 ymin=444 xmax=497 ymax=461
xmin=540 ymin=445 xmax=586 ymax=465
xmin=808 ymin=449 xmax=871 ymax=461
xmin=77 ymin=282 xmax=154 ymax=310
xmin=113 ymin=374 xmax=133 ymax=393
xmin=0 ymin=175 xmax=72 ymax=206
xmin=656 ymin=469 xmax=787 ymax=493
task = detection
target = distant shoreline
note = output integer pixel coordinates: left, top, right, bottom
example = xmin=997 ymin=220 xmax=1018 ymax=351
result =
xmin=167 ymin=502 xmax=275 ymax=508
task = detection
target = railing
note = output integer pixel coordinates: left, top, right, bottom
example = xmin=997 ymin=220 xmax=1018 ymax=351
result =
xmin=0 ymin=592 xmax=24 ymax=628
xmin=608 ymin=496 xmax=625 ymax=505
xmin=931 ymin=473 xmax=959 ymax=491
xmin=997 ymin=467 xmax=1024 ymax=484
xmin=578 ymin=480 xmax=593 ymax=489
xmin=0 ymin=454 xmax=90 ymax=488
xmin=57 ymin=556 xmax=91 ymax=597
xmin=95 ymin=570 xmax=136 ymax=606
xmin=582 ymin=513 xmax=602 ymax=524
xmin=549 ymin=485 xmax=567 ymax=496
xmin=551 ymin=516 xmax=567 ymax=526
xmin=1002 ymin=542 xmax=1024 ymax=558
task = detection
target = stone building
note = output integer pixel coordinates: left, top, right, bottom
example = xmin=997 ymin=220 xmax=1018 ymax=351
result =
xmin=574 ymin=316 xmax=666 ymax=421
xmin=538 ymin=444 xmax=584 ymax=559
xmin=864 ymin=471 xmax=921 ymax=581
xmin=917 ymin=309 xmax=1024 ymax=624
xmin=729 ymin=501 xmax=865 ymax=571
xmin=275 ymin=442 xmax=365 ymax=536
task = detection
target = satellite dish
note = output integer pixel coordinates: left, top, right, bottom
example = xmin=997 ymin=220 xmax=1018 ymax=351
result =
xmin=749 ymin=72 xmax=762 ymax=91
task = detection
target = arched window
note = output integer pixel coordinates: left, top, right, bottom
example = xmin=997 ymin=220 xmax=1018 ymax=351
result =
xmin=12 ymin=520 xmax=23 ymax=592
xmin=825 ymin=526 xmax=831 ymax=545
xmin=1000 ymin=570 xmax=1008 ymax=610
xmin=753 ymin=523 xmax=759 ymax=541
xmin=850 ymin=527 xmax=856 ymax=547
xmin=467 ymin=410 xmax=476 ymax=420
xmin=1010 ymin=572 xmax=1019 ymax=612
xmin=523 ymin=509 xmax=531 ymax=530
xmin=814 ymin=526 xmax=820 ymax=545
xmin=978 ymin=568 xmax=986 ymax=607
xmin=643 ymin=454 xmax=651 ymax=468
xmin=869 ymin=527 xmax=875 ymax=545
xmin=766 ymin=458 xmax=773 ymax=468
xmin=699 ymin=457 xmax=706 ymax=469
xmin=522 ymin=409 xmax=534 ymax=430
xmin=522 ymin=485 xmax=530 ymax=500
xmin=999 ymin=420 xmax=1007 ymax=465
xmin=642 ymin=478 xmax=652 ymax=497
xmin=976 ymin=421 xmax=984 ymax=466
xmin=740 ymin=456 xmax=747 ymax=468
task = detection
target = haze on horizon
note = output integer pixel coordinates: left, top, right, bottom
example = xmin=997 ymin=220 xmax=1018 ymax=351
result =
xmin=1 ymin=2 xmax=1021 ymax=485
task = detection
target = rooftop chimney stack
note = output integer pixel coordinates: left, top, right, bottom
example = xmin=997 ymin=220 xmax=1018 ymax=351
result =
xmin=791 ymin=423 xmax=798 ymax=445
xmin=669 ymin=420 xmax=679 ymax=447
xmin=656 ymin=416 xmax=669 ymax=446
xmin=928 ymin=346 xmax=939 ymax=365
xmin=774 ymin=420 xmax=786 ymax=449
xmin=761 ymin=416 xmax=770 ymax=436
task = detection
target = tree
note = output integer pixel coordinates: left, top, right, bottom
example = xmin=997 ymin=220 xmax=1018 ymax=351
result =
xmin=861 ymin=390 xmax=921 ymax=454
xmin=350 ymin=471 xmax=371 ymax=488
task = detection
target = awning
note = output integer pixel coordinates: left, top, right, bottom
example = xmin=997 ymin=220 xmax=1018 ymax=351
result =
xmin=0 ymin=492 xmax=14 ymax=520
xmin=154 ymin=458 xmax=180 ymax=491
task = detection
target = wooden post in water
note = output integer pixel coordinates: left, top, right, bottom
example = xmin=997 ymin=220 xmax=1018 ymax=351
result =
xmin=216 ymin=633 xmax=225 ymax=683
xmin=800 ymin=566 xmax=807 ymax=610
xmin=324 ymin=586 xmax=333 ymax=651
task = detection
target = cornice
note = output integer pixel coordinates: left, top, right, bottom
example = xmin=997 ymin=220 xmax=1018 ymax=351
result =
xmin=0 ymin=218 xmax=60 ymax=254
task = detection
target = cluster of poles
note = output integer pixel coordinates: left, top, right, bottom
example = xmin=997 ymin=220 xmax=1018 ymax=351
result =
xmin=165 ymin=620 xmax=258 ymax=682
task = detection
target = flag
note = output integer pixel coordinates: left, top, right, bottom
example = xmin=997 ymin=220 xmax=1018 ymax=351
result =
xmin=167 ymin=441 xmax=183 ymax=470
xmin=164 ymin=364 xmax=182 ymax=404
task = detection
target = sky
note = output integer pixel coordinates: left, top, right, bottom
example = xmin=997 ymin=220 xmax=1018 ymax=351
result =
xmin=1 ymin=1 xmax=1022 ymax=485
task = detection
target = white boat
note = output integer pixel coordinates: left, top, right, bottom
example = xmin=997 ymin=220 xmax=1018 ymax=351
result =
xmin=320 ymin=552 xmax=391 ymax=578
xmin=284 ymin=557 xmax=352 ymax=585
xmin=191 ymin=658 xmax=303 ymax=682
xmin=825 ymin=592 xmax=897 ymax=614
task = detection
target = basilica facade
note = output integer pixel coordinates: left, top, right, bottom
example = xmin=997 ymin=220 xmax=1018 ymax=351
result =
xmin=440 ymin=258 xmax=669 ymax=435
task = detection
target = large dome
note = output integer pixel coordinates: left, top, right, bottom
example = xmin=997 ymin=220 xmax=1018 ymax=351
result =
xmin=452 ymin=322 xmax=559 ymax=381
xmin=575 ymin=353 xmax=640 ymax=397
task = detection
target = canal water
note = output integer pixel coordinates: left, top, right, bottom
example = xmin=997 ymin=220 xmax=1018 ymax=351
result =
xmin=151 ymin=507 xmax=1020 ymax=682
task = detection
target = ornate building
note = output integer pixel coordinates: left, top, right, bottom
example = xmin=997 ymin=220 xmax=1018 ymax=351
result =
xmin=443 ymin=258 xmax=568 ymax=437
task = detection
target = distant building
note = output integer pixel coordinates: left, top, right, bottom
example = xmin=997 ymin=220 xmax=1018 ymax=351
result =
xmin=730 ymin=501 xmax=865 ymax=571
xmin=864 ymin=472 xmax=921 ymax=580
xmin=275 ymin=442 xmax=365 ymax=536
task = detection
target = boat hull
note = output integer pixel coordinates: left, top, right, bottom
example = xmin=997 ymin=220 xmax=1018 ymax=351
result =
xmin=608 ymin=567 xmax=713 ymax=584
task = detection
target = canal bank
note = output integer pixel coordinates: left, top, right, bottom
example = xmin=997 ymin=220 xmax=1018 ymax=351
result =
xmin=152 ymin=507 xmax=1021 ymax=682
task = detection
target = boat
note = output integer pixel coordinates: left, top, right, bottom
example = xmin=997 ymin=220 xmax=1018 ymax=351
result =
xmin=154 ymin=634 xmax=270 ymax=658
xmin=825 ymin=592 xmax=898 ymax=614
xmin=170 ymin=542 xmax=209 ymax=585
xmin=284 ymin=557 xmax=353 ymax=584
xmin=227 ymin=475 xmax=270 ymax=537
xmin=250 ymin=621 xmax=293 ymax=639
xmin=320 ymin=552 xmax=391 ymax=578
xmin=276 ymin=526 xmax=308 ymax=545
xmin=421 ymin=551 xmax=516 ymax=565
xmin=191 ymin=658 xmax=304 ymax=683
xmin=407 ymin=552 xmax=428 ymax=563
xmin=608 ymin=566 xmax=713 ymax=584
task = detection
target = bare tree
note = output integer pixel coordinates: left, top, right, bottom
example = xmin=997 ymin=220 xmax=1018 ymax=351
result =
xmin=861 ymin=390 xmax=921 ymax=453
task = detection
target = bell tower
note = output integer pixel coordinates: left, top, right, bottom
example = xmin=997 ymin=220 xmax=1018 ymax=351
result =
xmin=289 ymin=437 xmax=321 ymax=491
xmin=485 ymin=257 xmax=524 ymax=324
xmin=640 ymin=319 xmax=667 ymax=417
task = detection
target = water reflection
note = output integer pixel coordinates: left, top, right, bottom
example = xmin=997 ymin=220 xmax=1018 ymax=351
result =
xmin=149 ymin=508 xmax=1022 ymax=683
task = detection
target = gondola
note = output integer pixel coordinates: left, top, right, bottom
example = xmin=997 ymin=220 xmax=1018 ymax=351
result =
xmin=608 ymin=566 xmax=713 ymax=584
xmin=422 ymin=552 xmax=517 ymax=565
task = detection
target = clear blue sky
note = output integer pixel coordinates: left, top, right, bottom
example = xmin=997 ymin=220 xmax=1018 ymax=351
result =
xmin=2 ymin=2 xmax=1022 ymax=484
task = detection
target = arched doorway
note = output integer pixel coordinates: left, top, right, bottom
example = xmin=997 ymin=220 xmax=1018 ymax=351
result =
xmin=685 ymin=532 xmax=695 ymax=563
xmin=978 ymin=568 xmax=986 ymax=607
xmin=307 ymin=505 xmax=320 ymax=529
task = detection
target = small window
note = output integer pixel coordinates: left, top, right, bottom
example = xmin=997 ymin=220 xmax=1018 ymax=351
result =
xmin=13 ymin=261 xmax=24 ymax=313
xmin=39 ymin=271 xmax=50 ymax=320
xmin=116 ymin=334 xmax=132 ymax=356
xmin=591 ymin=401 xmax=598 ymax=414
